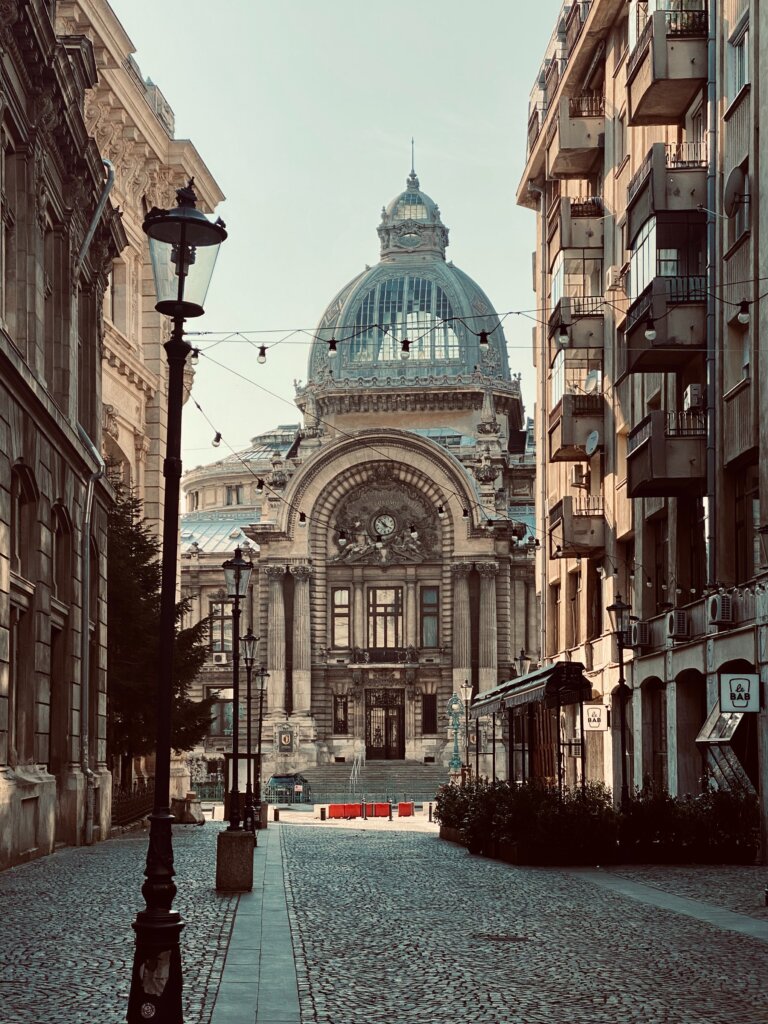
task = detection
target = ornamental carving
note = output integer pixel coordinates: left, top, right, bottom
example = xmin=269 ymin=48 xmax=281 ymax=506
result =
xmin=475 ymin=562 xmax=499 ymax=578
xmin=289 ymin=564 xmax=313 ymax=582
xmin=329 ymin=475 xmax=439 ymax=565
xmin=451 ymin=562 xmax=473 ymax=579
xmin=264 ymin=565 xmax=286 ymax=581
xmin=102 ymin=403 xmax=119 ymax=439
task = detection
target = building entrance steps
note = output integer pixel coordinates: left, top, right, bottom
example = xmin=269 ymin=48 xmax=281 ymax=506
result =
xmin=211 ymin=824 xmax=300 ymax=1024
xmin=299 ymin=760 xmax=450 ymax=803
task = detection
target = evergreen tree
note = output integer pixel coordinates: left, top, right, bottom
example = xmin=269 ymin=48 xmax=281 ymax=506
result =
xmin=107 ymin=488 xmax=216 ymax=762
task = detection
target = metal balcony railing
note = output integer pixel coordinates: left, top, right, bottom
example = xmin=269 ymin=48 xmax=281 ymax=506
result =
xmin=570 ymin=196 xmax=603 ymax=218
xmin=568 ymin=93 xmax=605 ymax=118
xmin=665 ymin=140 xmax=707 ymax=167
xmin=626 ymin=275 xmax=706 ymax=333
xmin=628 ymin=410 xmax=707 ymax=455
xmin=628 ymin=3 xmax=707 ymax=79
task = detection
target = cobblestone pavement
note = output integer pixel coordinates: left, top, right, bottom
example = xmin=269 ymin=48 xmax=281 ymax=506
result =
xmin=605 ymin=863 xmax=768 ymax=920
xmin=281 ymin=825 xmax=768 ymax=1024
xmin=0 ymin=823 xmax=236 ymax=1024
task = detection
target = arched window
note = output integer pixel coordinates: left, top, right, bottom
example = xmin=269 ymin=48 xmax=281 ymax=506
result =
xmin=10 ymin=465 xmax=39 ymax=580
xmin=50 ymin=503 xmax=73 ymax=604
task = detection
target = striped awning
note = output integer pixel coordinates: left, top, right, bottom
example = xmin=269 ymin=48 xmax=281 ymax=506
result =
xmin=469 ymin=661 xmax=592 ymax=719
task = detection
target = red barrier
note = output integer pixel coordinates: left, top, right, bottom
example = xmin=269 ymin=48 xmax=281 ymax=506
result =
xmin=398 ymin=802 xmax=414 ymax=817
xmin=364 ymin=803 xmax=391 ymax=817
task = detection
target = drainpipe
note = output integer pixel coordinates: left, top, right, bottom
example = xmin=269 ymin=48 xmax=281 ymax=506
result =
xmin=704 ymin=2 xmax=717 ymax=587
xmin=74 ymin=159 xmax=115 ymax=844
xmin=528 ymin=181 xmax=548 ymax=664
xmin=77 ymin=426 xmax=104 ymax=845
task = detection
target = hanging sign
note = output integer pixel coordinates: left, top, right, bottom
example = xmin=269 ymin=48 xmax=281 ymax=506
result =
xmin=719 ymin=673 xmax=760 ymax=713
xmin=584 ymin=705 xmax=609 ymax=731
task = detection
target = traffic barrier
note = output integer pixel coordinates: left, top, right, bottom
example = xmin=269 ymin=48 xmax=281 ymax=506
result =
xmin=398 ymin=802 xmax=414 ymax=817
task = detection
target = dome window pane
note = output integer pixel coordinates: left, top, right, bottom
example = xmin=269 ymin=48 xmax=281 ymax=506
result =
xmin=395 ymin=193 xmax=428 ymax=220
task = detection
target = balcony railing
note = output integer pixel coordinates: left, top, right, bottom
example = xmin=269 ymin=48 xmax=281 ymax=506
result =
xmin=565 ymin=1 xmax=592 ymax=59
xmin=665 ymin=140 xmax=707 ymax=168
xmin=628 ymin=4 xmax=707 ymax=80
xmin=549 ymin=495 xmax=604 ymax=524
xmin=570 ymin=196 xmax=603 ymax=218
xmin=628 ymin=410 xmax=706 ymax=456
xmin=568 ymin=93 xmax=605 ymax=118
xmin=626 ymin=275 xmax=706 ymax=333
xmin=528 ymin=108 xmax=542 ymax=150
xmin=627 ymin=148 xmax=655 ymax=204
xmin=351 ymin=646 xmax=420 ymax=665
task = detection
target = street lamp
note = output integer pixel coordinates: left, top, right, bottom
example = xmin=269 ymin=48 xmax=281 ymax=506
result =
xmin=128 ymin=181 xmax=226 ymax=1024
xmin=240 ymin=628 xmax=260 ymax=834
xmin=254 ymin=665 xmax=270 ymax=827
xmin=447 ymin=693 xmax=463 ymax=774
xmin=223 ymin=547 xmax=253 ymax=831
xmin=516 ymin=648 xmax=532 ymax=676
xmin=460 ymin=678 xmax=473 ymax=779
xmin=607 ymin=593 xmax=631 ymax=810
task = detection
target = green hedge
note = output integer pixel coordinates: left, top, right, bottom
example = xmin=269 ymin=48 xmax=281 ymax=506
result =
xmin=434 ymin=780 xmax=759 ymax=866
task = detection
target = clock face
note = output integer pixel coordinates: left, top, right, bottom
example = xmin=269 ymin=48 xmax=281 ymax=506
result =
xmin=398 ymin=232 xmax=420 ymax=248
xmin=372 ymin=512 xmax=397 ymax=537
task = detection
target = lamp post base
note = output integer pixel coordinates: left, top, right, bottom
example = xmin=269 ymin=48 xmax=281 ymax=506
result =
xmin=127 ymin=910 xmax=184 ymax=1023
xmin=215 ymin=830 xmax=254 ymax=892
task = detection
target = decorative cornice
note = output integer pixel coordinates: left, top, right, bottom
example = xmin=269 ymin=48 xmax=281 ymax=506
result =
xmin=289 ymin=564 xmax=313 ymax=582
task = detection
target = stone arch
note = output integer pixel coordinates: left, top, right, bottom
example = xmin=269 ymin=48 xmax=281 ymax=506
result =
xmin=639 ymin=674 xmax=666 ymax=792
xmin=609 ymin=680 xmax=634 ymax=803
xmin=672 ymin=667 xmax=707 ymax=797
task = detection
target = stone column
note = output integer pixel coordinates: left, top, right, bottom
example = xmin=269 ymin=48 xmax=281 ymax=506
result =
xmin=265 ymin=565 xmax=286 ymax=715
xmin=405 ymin=581 xmax=417 ymax=647
xmin=452 ymin=563 xmax=472 ymax=693
xmin=353 ymin=581 xmax=365 ymax=648
xmin=290 ymin=564 xmax=313 ymax=716
xmin=477 ymin=562 xmax=499 ymax=693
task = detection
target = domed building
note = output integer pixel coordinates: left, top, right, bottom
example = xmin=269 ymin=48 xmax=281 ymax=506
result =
xmin=180 ymin=170 xmax=537 ymax=792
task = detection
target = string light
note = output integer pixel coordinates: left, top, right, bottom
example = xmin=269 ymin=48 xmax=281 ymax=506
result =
xmin=212 ymin=432 xmax=222 ymax=447
xmin=737 ymin=299 xmax=750 ymax=325
xmin=400 ymin=338 xmax=411 ymax=360
xmin=644 ymin=317 xmax=656 ymax=342
xmin=462 ymin=508 xmax=469 ymax=519
xmin=409 ymin=523 xmax=418 ymax=539
xmin=298 ymin=511 xmax=307 ymax=527
xmin=327 ymin=338 xmax=338 ymax=358
xmin=256 ymin=478 xmax=265 ymax=491
xmin=257 ymin=345 xmax=267 ymax=364
xmin=557 ymin=324 xmax=569 ymax=346
xmin=338 ymin=529 xmax=348 ymax=547
xmin=190 ymin=348 xmax=200 ymax=365
xmin=374 ymin=533 xmax=383 ymax=549
xmin=478 ymin=330 xmax=489 ymax=348
xmin=437 ymin=504 xmax=446 ymax=519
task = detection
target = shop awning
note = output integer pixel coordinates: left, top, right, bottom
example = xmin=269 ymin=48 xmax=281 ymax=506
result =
xmin=470 ymin=661 xmax=592 ymax=718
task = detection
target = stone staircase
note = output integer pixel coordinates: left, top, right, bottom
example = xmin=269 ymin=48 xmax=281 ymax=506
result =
xmin=300 ymin=761 xmax=450 ymax=803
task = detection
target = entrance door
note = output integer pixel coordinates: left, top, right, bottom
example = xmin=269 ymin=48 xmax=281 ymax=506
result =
xmin=365 ymin=688 xmax=405 ymax=760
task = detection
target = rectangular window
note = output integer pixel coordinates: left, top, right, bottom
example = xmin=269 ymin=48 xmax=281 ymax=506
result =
xmin=333 ymin=695 xmax=348 ymax=734
xmin=367 ymin=587 xmax=403 ymax=648
xmin=422 ymin=693 xmax=438 ymax=734
xmin=734 ymin=466 xmax=759 ymax=584
xmin=729 ymin=23 xmax=749 ymax=100
xmin=225 ymin=485 xmax=244 ymax=506
xmin=210 ymin=600 xmax=233 ymax=652
xmin=207 ymin=686 xmax=234 ymax=737
xmin=420 ymin=586 xmax=439 ymax=648
xmin=331 ymin=588 xmax=350 ymax=648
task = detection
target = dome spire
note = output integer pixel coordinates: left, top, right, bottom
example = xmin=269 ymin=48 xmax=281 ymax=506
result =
xmin=408 ymin=137 xmax=419 ymax=190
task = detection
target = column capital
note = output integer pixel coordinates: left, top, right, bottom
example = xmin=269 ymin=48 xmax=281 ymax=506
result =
xmin=451 ymin=562 xmax=473 ymax=579
xmin=475 ymin=561 xmax=499 ymax=578
xmin=264 ymin=564 xmax=286 ymax=580
xmin=289 ymin=564 xmax=313 ymax=582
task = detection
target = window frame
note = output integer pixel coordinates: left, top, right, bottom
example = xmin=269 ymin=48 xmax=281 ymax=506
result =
xmin=367 ymin=586 xmax=403 ymax=649
xmin=209 ymin=599 xmax=233 ymax=652
xmin=330 ymin=587 xmax=351 ymax=649
xmin=419 ymin=585 xmax=439 ymax=648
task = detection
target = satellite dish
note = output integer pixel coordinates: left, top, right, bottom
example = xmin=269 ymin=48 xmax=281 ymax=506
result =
xmin=723 ymin=165 xmax=746 ymax=218
xmin=585 ymin=430 xmax=602 ymax=457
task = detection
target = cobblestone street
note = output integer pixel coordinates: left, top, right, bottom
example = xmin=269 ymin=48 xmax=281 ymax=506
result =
xmin=2 ymin=818 xmax=768 ymax=1023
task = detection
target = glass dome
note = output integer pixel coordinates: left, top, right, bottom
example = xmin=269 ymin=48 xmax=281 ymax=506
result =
xmin=306 ymin=172 xmax=510 ymax=383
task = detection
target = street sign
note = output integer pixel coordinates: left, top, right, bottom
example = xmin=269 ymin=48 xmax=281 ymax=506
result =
xmin=584 ymin=704 xmax=609 ymax=731
xmin=294 ymin=784 xmax=303 ymax=793
xmin=719 ymin=673 xmax=760 ymax=713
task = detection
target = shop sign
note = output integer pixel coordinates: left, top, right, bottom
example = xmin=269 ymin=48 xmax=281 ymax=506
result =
xmin=584 ymin=705 xmax=608 ymax=731
xmin=719 ymin=673 xmax=760 ymax=713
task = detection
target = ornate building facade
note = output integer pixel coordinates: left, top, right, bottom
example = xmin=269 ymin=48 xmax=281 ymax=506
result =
xmin=0 ymin=0 xmax=222 ymax=869
xmin=181 ymin=171 xmax=537 ymax=783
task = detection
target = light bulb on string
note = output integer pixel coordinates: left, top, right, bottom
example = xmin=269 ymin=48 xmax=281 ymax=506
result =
xmin=190 ymin=348 xmax=200 ymax=365
xmin=298 ymin=511 xmax=307 ymax=527
xmin=409 ymin=523 xmax=418 ymax=539
xmin=375 ymin=533 xmax=383 ymax=549
xmin=437 ymin=504 xmax=446 ymax=519
xmin=737 ymin=299 xmax=750 ymax=325
xmin=400 ymin=338 xmax=411 ymax=360
xmin=644 ymin=317 xmax=656 ymax=342
xmin=212 ymin=432 xmax=222 ymax=448
xmin=327 ymin=338 xmax=338 ymax=358
xmin=478 ymin=331 xmax=489 ymax=348
xmin=338 ymin=529 xmax=347 ymax=547
xmin=257 ymin=345 xmax=267 ymax=364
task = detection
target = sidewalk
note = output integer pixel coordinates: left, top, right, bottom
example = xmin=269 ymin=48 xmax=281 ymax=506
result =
xmin=211 ymin=824 xmax=300 ymax=1024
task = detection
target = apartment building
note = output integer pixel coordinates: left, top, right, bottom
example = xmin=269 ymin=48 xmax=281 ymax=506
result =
xmin=516 ymin=0 xmax=766 ymax=840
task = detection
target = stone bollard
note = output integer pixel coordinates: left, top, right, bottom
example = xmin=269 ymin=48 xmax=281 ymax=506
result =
xmin=170 ymin=791 xmax=205 ymax=825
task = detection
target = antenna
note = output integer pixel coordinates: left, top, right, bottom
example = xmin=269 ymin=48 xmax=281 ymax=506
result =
xmin=411 ymin=137 xmax=415 ymax=176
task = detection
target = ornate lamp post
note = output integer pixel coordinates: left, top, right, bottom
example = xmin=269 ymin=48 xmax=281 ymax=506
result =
xmin=460 ymin=678 xmax=473 ymax=779
xmin=128 ymin=181 xmax=226 ymax=1024
xmin=607 ymin=593 xmax=631 ymax=810
xmin=516 ymin=649 xmax=532 ymax=676
xmin=447 ymin=693 xmax=463 ymax=775
xmin=240 ymin=628 xmax=260 ymax=834
xmin=254 ymin=665 xmax=270 ymax=826
xmin=223 ymin=547 xmax=253 ymax=830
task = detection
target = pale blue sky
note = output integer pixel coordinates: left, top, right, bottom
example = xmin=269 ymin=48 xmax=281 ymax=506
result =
xmin=108 ymin=0 xmax=560 ymax=466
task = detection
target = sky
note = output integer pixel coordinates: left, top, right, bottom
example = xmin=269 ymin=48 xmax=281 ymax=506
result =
xmin=108 ymin=0 xmax=560 ymax=469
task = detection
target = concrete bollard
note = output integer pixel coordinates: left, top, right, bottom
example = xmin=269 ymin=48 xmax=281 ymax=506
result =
xmin=320 ymin=807 xmax=326 ymax=821
xmin=429 ymin=802 xmax=433 ymax=822
xmin=273 ymin=808 xmax=280 ymax=822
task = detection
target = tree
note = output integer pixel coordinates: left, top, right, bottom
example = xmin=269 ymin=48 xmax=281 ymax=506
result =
xmin=107 ymin=488 xmax=216 ymax=768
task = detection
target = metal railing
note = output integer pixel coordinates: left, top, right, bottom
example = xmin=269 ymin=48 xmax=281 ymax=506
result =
xmin=572 ymin=495 xmax=604 ymax=516
xmin=665 ymin=140 xmax=707 ymax=167
xmin=627 ymin=148 xmax=655 ymax=204
xmin=349 ymin=751 xmax=365 ymax=798
xmin=628 ymin=410 xmax=706 ymax=455
xmin=568 ymin=93 xmax=605 ymax=118
xmin=112 ymin=780 xmax=155 ymax=827
xmin=351 ymin=646 xmax=420 ymax=664
xmin=626 ymin=275 xmax=706 ymax=333
xmin=570 ymin=196 xmax=603 ymax=218
xmin=628 ymin=4 xmax=707 ymax=79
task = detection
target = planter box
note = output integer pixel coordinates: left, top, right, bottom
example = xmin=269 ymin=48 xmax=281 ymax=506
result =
xmin=439 ymin=826 xmax=464 ymax=844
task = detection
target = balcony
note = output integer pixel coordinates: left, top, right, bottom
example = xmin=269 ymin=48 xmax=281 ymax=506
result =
xmin=627 ymin=410 xmax=706 ymax=498
xmin=549 ymin=392 xmax=604 ymax=462
xmin=546 ymin=94 xmax=605 ymax=179
xmin=548 ymin=295 xmax=604 ymax=362
xmin=626 ymin=5 xmax=708 ymax=127
xmin=547 ymin=196 xmax=604 ymax=255
xmin=627 ymin=142 xmax=707 ymax=239
xmin=622 ymin=276 xmax=706 ymax=375
xmin=549 ymin=495 xmax=605 ymax=558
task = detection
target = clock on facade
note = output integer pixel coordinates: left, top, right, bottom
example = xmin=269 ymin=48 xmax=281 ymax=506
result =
xmin=371 ymin=512 xmax=397 ymax=537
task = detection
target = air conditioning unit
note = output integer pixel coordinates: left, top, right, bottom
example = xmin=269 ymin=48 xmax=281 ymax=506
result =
xmin=605 ymin=265 xmax=621 ymax=291
xmin=630 ymin=621 xmax=651 ymax=649
xmin=683 ymin=383 xmax=704 ymax=412
xmin=212 ymin=652 xmax=229 ymax=666
xmin=667 ymin=609 xmax=689 ymax=641
xmin=570 ymin=465 xmax=588 ymax=488
xmin=708 ymin=593 xmax=734 ymax=627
